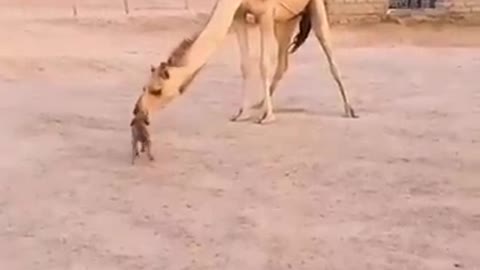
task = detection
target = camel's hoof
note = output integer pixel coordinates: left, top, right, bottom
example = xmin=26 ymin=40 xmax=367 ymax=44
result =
xmin=256 ymin=112 xmax=276 ymax=124
xmin=230 ymin=108 xmax=251 ymax=122
xmin=344 ymin=104 xmax=358 ymax=118
xmin=230 ymin=108 xmax=243 ymax=122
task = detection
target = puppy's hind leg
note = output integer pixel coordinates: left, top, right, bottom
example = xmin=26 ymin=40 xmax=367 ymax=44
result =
xmin=145 ymin=141 xmax=155 ymax=161
xmin=131 ymin=140 xmax=139 ymax=164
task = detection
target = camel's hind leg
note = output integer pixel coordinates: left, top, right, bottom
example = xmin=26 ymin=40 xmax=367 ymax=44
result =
xmin=251 ymin=18 xmax=298 ymax=109
xmin=231 ymin=12 xmax=256 ymax=122
xmin=270 ymin=19 xmax=299 ymax=97
xmin=309 ymin=0 xmax=357 ymax=118
xmin=145 ymin=141 xmax=155 ymax=161
xmin=257 ymin=8 xmax=279 ymax=124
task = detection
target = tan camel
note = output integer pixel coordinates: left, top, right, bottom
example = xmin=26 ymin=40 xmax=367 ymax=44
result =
xmin=134 ymin=0 xmax=357 ymax=124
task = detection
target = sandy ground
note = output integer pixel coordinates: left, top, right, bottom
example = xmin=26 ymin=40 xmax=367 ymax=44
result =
xmin=1 ymin=2 xmax=480 ymax=270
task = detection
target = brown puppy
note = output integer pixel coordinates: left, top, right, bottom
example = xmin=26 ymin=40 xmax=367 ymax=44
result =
xmin=130 ymin=110 xmax=154 ymax=164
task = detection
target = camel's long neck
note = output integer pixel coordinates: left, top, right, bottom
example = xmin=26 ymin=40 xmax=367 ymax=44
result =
xmin=172 ymin=0 xmax=243 ymax=83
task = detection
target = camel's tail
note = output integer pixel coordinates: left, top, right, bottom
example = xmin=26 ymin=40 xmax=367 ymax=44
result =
xmin=289 ymin=7 xmax=312 ymax=54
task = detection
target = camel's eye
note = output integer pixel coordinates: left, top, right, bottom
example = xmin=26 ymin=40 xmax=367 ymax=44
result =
xmin=149 ymin=87 xmax=162 ymax=96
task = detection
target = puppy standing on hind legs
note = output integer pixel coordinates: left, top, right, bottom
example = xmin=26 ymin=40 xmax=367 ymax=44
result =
xmin=130 ymin=110 xmax=155 ymax=164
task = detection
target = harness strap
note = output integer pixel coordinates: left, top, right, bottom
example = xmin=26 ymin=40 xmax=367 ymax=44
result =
xmin=279 ymin=0 xmax=299 ymax=16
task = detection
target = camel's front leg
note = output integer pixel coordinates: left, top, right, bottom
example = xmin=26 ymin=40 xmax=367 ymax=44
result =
xmin=257 ymin=9 xmax=279 ymax=124
xmin=231 ymin=16 xmax=256 ymax=122
xmin=269 ymin=20 xmax=298 ymax=96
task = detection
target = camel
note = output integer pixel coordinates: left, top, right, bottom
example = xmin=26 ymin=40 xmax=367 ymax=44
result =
xmin=133 ymin=0 xmax=357 ymax=124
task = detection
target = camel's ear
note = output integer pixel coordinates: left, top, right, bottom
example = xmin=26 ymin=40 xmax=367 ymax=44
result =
xmin=160 ymin=69 xmax=170 ymax=79
xmin=159 ymin=62 xmax=170 ymax=79
xmin=130 ymin=118 xmax=135 ymax=126
xmin=150 ymin=65 xmax=155 ymax=73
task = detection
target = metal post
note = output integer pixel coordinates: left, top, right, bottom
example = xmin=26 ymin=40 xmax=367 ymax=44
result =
xmin=72 ymin=1 xmax=78 ymax=17
xmin=123 ymin=0 xmax=130 ymax=14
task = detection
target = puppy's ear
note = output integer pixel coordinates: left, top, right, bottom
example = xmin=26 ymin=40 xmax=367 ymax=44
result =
xmin=133 ymin=96 xmax=142 ymax=115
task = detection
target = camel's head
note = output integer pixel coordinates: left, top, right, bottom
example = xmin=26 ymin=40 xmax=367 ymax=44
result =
xmin=144 ymin=62 xmax=176 ymax=99
xmin=134 ymin=34 xmax=199 ymax=116
xmin=134 ymin=62 xmax=180 ymax=115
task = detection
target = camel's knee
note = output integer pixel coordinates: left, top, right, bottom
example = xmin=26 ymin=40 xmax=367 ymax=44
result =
xmin=240 ymin=58 xmax=254 ymax=79
xmin=240 ymin=64 xmax=249 ymax=79
xmin=260 ymin=54 xmax=278 ymax=80
xmin=279 ymin=59 xmax=289 ymax=75
xmin=273 ymin=63 xmax=287 ymax=83
xmin=272 ymin=55 xmax=288 ymax=79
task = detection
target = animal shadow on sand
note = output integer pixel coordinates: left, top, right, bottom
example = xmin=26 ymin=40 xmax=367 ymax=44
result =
xmin=232 ymin=106 xmax=345 ymax=122
xmin=274 ymin=107 xmax=344 ymax=118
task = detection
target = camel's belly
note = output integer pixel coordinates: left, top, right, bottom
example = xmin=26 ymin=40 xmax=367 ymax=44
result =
xmin=242 ymin=0 xmax=310 ymax=21
xmin=241 ymin=0 xmax=268 ymax=16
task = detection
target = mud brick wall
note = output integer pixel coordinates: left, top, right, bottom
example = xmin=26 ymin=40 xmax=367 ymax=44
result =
xmin=325 ymin=0 xmax=389 ymax=24
xmin=438 ymin=0 xmax=480 ymax=20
